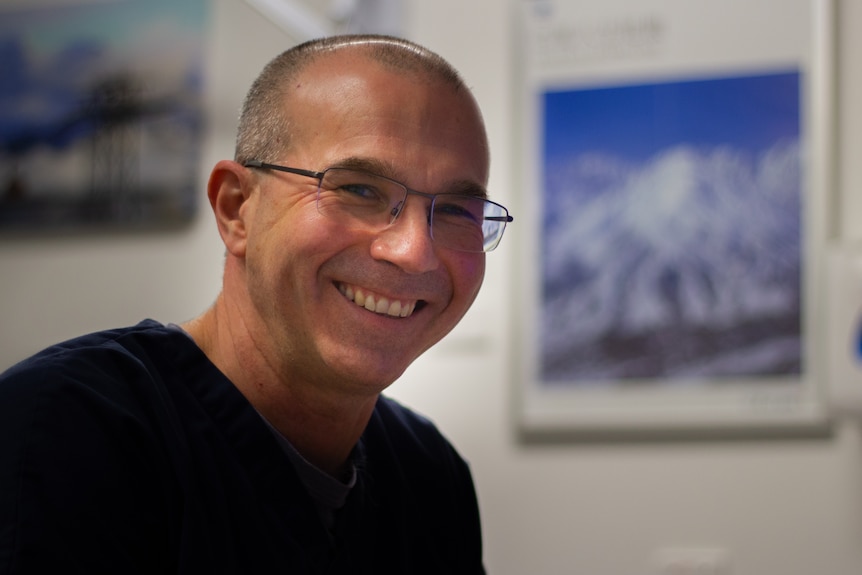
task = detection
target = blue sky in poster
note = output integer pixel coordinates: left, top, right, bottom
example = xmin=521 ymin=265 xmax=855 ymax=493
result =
xmin=543 ymin=71 xmax=800 ymax=168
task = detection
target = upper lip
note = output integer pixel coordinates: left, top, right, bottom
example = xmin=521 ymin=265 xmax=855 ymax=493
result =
xmin=337 ymin=282 xmax=420 ymax=318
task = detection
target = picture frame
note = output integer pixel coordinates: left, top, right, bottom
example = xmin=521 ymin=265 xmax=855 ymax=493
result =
xmin=0 ymin=0 xmax=208 ymax=233
xmin=512 ymin=0 xmax=835 ymax=438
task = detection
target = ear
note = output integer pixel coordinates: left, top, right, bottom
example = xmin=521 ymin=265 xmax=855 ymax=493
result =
xmin=207 ymin=159 xmax=256 ymax=258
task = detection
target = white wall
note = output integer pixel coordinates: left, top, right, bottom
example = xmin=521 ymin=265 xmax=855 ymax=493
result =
xmin=2 ymin=1 xmax=862 ymax=574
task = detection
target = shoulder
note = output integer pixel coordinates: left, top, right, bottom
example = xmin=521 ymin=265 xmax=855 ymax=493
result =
xmin=0 ymin=320 xmax=207 ymax=461
xmin=0 ymin=319 xmax=204 ymax=468
xmin=362 ymin=396 xmax=485 ymax=572
xmin=0 ymin=321 xmax=191 ymax=571
xmin=372 ymin=394 xmax=438 ymax=435
xmin=0 ymin=319 xmax=197 ymax=444
xmin=371 ymin=395 xmax=448 ymax=447
xmin=4 ymin=319 xmax=181 ymax=364
xmin=366 ymin=395 xmax=474 ymax=479
xmin=1 ymin=320 xmax=189 ymax=396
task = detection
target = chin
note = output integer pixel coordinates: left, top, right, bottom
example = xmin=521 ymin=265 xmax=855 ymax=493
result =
xmin=325 ymin=355 xmax=413 ymax=394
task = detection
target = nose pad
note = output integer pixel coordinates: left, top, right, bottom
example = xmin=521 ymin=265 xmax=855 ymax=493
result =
xmin=389 ymin=200 xmax=405 ymax=223
xmin=385 ymin=199 xmax=432 ymax=238
xmin=388 ymin=197 xmax=432 ymax=228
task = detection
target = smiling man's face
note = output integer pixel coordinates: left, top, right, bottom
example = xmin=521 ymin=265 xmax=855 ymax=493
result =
xmin=238 ymin=50 xmax=490 ymax=394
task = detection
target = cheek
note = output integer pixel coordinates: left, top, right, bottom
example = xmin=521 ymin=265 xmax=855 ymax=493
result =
xmin=452 ymin=255 xmax=486 ymax=304
xmin=248 ymin=196 xmax=327 ymax=260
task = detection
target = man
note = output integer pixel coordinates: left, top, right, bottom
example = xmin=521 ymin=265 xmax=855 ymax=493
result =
xmin=0 ymin=35 xmax=512 ymax=573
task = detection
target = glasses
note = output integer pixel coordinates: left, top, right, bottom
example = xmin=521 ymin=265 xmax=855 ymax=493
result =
xmin=244 ymin=160 xmax=513 ymax=253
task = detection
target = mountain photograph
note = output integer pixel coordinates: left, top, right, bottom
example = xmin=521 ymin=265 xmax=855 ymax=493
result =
xmin=539 ymin=71 xmax=803 ymax=385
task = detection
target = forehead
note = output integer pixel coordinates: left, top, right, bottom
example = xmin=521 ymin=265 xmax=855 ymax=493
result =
xmin=282 ymin=51 xmax=490 ymax=184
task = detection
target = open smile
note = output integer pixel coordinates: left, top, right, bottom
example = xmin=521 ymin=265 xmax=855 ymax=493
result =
xmin=337 ymin=282 xmax=421 ymax=318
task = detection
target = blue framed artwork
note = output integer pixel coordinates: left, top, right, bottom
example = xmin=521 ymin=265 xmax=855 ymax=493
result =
xmin=0 ymin=0 xmax=208 ymax=232
xmin=541 ymin=72 xmax=802 ymax=383
xmin=514 ymin=0 xmax=834 ymax=437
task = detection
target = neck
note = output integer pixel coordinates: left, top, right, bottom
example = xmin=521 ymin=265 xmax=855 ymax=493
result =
xmin=182 ymin=292 xmax=378 ymax=478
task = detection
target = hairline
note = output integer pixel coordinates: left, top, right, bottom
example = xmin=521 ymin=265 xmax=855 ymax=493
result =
xmin=234 ymin=35 xmax=474 ymax=166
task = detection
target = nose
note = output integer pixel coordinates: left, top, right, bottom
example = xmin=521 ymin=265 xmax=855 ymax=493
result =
xmin=370 ymin=200 xmax=439 ymax=274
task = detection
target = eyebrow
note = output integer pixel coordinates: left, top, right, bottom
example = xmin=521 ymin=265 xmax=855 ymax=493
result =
xmin=328 ymin=156 xmax=395 ymax=178
xmin=327 ymin=156 xmax=489 ymax=199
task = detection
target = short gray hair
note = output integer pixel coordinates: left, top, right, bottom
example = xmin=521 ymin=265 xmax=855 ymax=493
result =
xmin=234 ymin=34 xmax=469 ymax=165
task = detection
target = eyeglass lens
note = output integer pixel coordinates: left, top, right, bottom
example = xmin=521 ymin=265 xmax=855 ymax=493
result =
xmin=316 ymin=168 xmax=509 ymax=252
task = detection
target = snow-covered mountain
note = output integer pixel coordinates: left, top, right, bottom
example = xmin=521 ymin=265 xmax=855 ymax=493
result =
xmin=540 ymin=141 xmax=802 ymax=383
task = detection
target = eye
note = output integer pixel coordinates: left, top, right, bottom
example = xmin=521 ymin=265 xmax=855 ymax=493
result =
xmin=434 ymin=197 xmax=483 ymax=224
xmin=338 ymin=182 xmax=383 ymax=201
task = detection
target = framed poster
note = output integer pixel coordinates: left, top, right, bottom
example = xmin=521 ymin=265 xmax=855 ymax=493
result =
xmin=513 ymin=0 xmax=834 ymax=438
xmin=0 ymin=0 xmax=208 ymax=233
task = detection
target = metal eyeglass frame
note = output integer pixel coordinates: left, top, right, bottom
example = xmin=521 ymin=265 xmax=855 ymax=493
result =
xmin=243 ymin=159 xmax=513 ymax=252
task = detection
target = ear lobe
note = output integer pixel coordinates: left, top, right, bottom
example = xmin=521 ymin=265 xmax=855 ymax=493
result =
xmin=207 ymin=160 xmax=254 ymax=257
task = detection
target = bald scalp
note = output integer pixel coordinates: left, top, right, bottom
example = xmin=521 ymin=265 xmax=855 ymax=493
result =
xmin=235 ymin=35 xmax=475 ymax=166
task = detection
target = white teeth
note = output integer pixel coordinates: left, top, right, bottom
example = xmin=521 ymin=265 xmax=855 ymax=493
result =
xmin=375 ymin=297 xmax=390 ymax=314
xmin=388 ymin=300 xmax=402 ymax=317
xmin=338 ymin=283 xmax=417 ymax=318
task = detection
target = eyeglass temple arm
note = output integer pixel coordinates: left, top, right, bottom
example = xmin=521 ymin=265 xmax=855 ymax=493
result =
xmin=243 ymin=160 xmax=325 ymax=180
xmin=390 ymin=207 xmax=513 ymax=224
